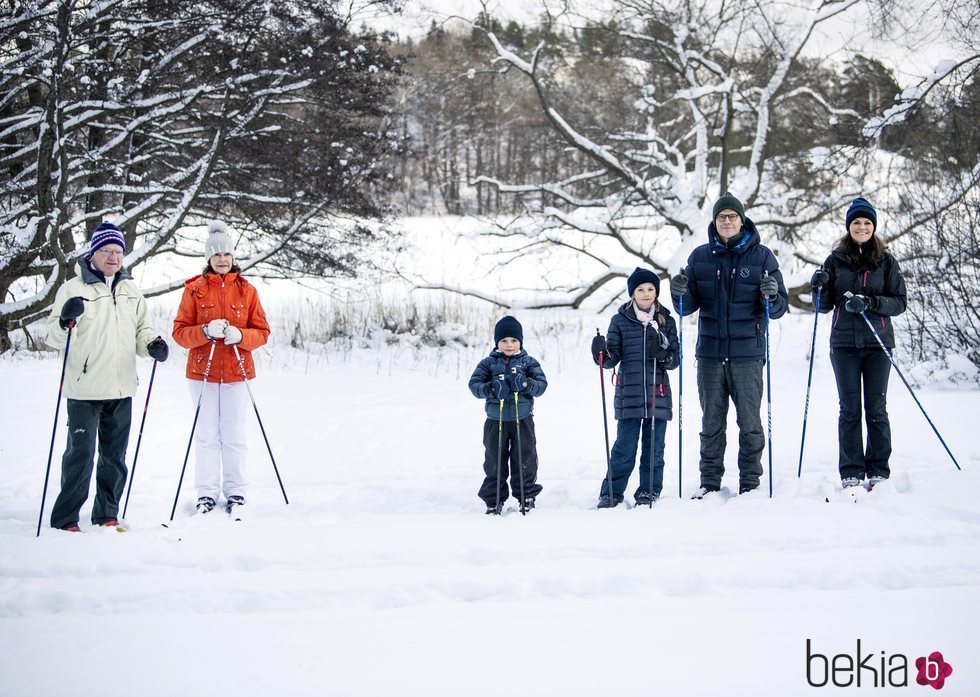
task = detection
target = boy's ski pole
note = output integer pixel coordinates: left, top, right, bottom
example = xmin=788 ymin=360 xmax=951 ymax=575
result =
xmin=494 ymin=398 xmax=504 ymax=515
xmin=764 ymin=271 xmax=773 ymax=498
xmin=514 ymin=392 xmax=527 ymax=515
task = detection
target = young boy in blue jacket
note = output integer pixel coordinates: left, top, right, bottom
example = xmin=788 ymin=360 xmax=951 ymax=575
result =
xmin=469 ymin=316 xmax=547 ymax=514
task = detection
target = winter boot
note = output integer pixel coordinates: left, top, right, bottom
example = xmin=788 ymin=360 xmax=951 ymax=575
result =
xmin=635 ymin=492 xmax=658 ymax=506
xmin=225 ymin=495 xmax=245 ymax=515
xmin=691 ymin=485 xmax=720 ymax=500
xmin=521 ymin=496 xmax=536 ymax=512
xmin=485 ymin=503 xmax=503 ymax=515
xmin=596 ymin=496 xmax=619 ymax=509
xmin=841 ymin=477 xmax=862 ymax=489
xmin=196 ymin=496 xmax=216 ymax=514
xmin=868 ymin=476 xmax=887 ymax=490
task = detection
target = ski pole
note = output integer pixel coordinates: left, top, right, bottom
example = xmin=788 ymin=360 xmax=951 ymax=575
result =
xmin=678 ymin=274 xmax=684 ymax=499
xmin=514 ymin=391 xmax=527 ymax=515
xmin=648 ymin=332 xmax=659 ymax=507
xmin=798 ymin=286 xmax=822 ymax=477
xmin=764 ymin=271 xmax=774 ymax=498
xmin=170 ymin=340 xmax=217 ymax=521
xmin=596 ymin=329 xmax=613 ymax=504
xmin=232 ymin=344 xmax=289 ymax=503
xmin=122 ymin=360 xmax=157 ymax=519
xmin=845 ymin=292 xmax=962 ymax=471
xmin=37 ymin=321 xmax=74 ymax=537
xmin=494 ymin=398 xmax=504 ymax=515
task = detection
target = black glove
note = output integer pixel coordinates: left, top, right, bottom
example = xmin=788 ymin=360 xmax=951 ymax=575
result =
xmin=845 ymin=294 xmax=877 ymax=314
xmin=759 ymin=275 xmax=778 ymax=300
xmin=645 ymin=330 xmax=671 ymax=364
xmin=147 ymin=336 xmax=169 ymax=362
xmin=507 ymin=372 xmax=529 ymax=395
xmin=670 ymin=273 xmax=689 ymax=296
xmin=809 ymin=269 xmax=829 ymax=290
xmin=591 ymin=334 xmax=607 ymax=362
xmin=489 ymin=377 xmax=508 ymax=401
xmin=59 ymin=296 xmax=85 ymax=329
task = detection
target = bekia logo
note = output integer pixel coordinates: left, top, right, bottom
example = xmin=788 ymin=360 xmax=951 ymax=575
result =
xmin=916 ymin=652 xmax=953 ymax=690
xmin=806 ymin=640 xmax=954 ymax=689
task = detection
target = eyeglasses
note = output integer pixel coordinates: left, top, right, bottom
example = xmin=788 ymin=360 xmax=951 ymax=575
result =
xmin=94 ymin=249 xmax=124 ymax=258
xmin=715 ymin=214 xmax=740 ymax=223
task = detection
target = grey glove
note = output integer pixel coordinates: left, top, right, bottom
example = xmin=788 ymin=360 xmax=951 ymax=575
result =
xmin=224 ymin=325 xmax=243 ymax=345
xmin=203 ymin=319 xmax=228 ymax=340
xmin=760 ymin=275 xmax=778 ymax=300
xmin=670 ymin=273 xmax=689 ymax=296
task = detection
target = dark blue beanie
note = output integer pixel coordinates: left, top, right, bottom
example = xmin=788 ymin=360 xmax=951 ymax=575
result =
xmin=494 ymin=315 xmax=523 ymax=346
xmin=627 ymin=267 xmax=660 ymax=297
xmin=86 ymin=221 xmax=126 ymax=260
xmin=845 ymin=198 xmax=877 ymax=231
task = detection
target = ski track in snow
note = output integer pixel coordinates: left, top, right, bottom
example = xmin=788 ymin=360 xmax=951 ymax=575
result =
xmin=1 ymin=312 xmax=979 ymax=696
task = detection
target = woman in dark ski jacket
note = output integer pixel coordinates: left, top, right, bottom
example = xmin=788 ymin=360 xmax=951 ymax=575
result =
xmin=590 ymin=268 xmax=680 ymax=508
xmin=811 ymin=198 xmax=907 ymax=490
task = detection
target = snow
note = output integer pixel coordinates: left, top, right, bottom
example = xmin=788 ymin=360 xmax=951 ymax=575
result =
xmin=2 ymin=219 xmax=979 ymax=695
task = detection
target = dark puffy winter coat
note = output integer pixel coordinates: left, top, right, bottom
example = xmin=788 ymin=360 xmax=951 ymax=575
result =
xmin=600 ymin=302 xmax=680 ymax=421
xmin=671 ymin=218 xmax=788 ymax=361
xmin=469 ymin=348 xmax=547 ymax=420
xmin=817 ymin=250 xmax=907 ymax=349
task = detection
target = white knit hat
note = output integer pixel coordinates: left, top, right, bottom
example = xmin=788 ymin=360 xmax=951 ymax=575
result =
xmin=204 ymin=220 xmax=235 ymax=261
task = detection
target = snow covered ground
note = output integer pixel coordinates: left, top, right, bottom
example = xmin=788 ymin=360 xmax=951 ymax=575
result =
xmin=2 ymin=217 xmax=979 ymax=695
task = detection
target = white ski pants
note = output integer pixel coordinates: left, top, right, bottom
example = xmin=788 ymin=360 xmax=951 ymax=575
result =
xmin=189 ymin=380 xmax=249 ymax=501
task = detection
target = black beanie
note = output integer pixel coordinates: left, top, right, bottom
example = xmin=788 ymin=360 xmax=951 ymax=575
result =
xmin=712 ymin=191 xmax=745 ymax=220
xmin=845 ymin=197 xmax=877 ymax=231
xmin=494 ymin=315 xmax=523 ymax=346
xmin=627 ymin=267 xmax=660 ymax=297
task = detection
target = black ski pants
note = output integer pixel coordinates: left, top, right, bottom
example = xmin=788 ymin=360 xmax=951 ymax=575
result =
xmin=479 ymin=415 xmax=542 ymax=506
xmin=696 ymin=359 xmax=765 ymax=490
xmin=50 ymin=397 xmax=132 ymax=529
xmin=830 ymin=347 xmax=892 ymax=481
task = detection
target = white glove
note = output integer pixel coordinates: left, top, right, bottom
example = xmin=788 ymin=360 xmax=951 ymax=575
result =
xmin=203 ymin=319 xmax=229 ymax=339
xmin=224 ymin=325 xmax=243 ymax=345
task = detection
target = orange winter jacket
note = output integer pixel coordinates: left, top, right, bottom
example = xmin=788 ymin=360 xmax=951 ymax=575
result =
xmin=172 ymin=272 xmax=270 ymax=382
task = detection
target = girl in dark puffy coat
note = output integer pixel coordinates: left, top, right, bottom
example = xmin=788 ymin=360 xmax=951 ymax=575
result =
xmin=810 ymin=198 xmax=907 ymax=490
xmin=590 ymin=268 xmax=680 ymax=508
xmin=468 ymin=316 xmax=548 ymax=514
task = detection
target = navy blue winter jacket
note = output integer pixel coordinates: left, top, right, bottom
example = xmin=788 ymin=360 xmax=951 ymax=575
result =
xmin=599 ymin=302 xmax=680 ymax=421
xmin=671 ymin=218 xmax=788 ymax=361
xmin=469 ymin=348 xmax=547 ymax=420
xmin=817 ymin=250 xmax=907 ymax=349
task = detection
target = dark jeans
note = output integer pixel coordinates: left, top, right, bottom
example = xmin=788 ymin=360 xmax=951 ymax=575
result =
xmin=599 ymin=417 xmax=667 ymax=502
xmin=479 ymin=415 xmax=542 ymax=506
xmin=830 ymin=347 xmax=892 ymax=480
xmin=50 ymin=398 xmax=132 ymax=529
xmin=697 ymin=359 xmax=764 ymax=490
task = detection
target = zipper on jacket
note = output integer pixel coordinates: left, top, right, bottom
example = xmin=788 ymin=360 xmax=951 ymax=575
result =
xmin=642 ymin=324 xmax=649 ymax=419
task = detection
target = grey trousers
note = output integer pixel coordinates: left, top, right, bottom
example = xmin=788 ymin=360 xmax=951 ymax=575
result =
xmin=696 ymin=359 xmax=764 ymax=490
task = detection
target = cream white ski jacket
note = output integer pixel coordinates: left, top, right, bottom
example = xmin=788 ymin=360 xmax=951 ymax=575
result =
xmin=44 ymin=261 xmax=157 ymax=400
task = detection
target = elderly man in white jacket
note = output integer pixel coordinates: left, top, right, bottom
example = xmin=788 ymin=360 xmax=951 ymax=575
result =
xmin=44 ymin=222 xmax=169 ymax=531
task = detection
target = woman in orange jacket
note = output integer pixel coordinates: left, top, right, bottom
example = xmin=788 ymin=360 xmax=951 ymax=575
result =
xmin=172 ymin=222 xmax=270 ymax=515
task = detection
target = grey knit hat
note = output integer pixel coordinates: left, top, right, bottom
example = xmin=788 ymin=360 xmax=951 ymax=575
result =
xmin=204 ymin=220 xmax=235 ymax=261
